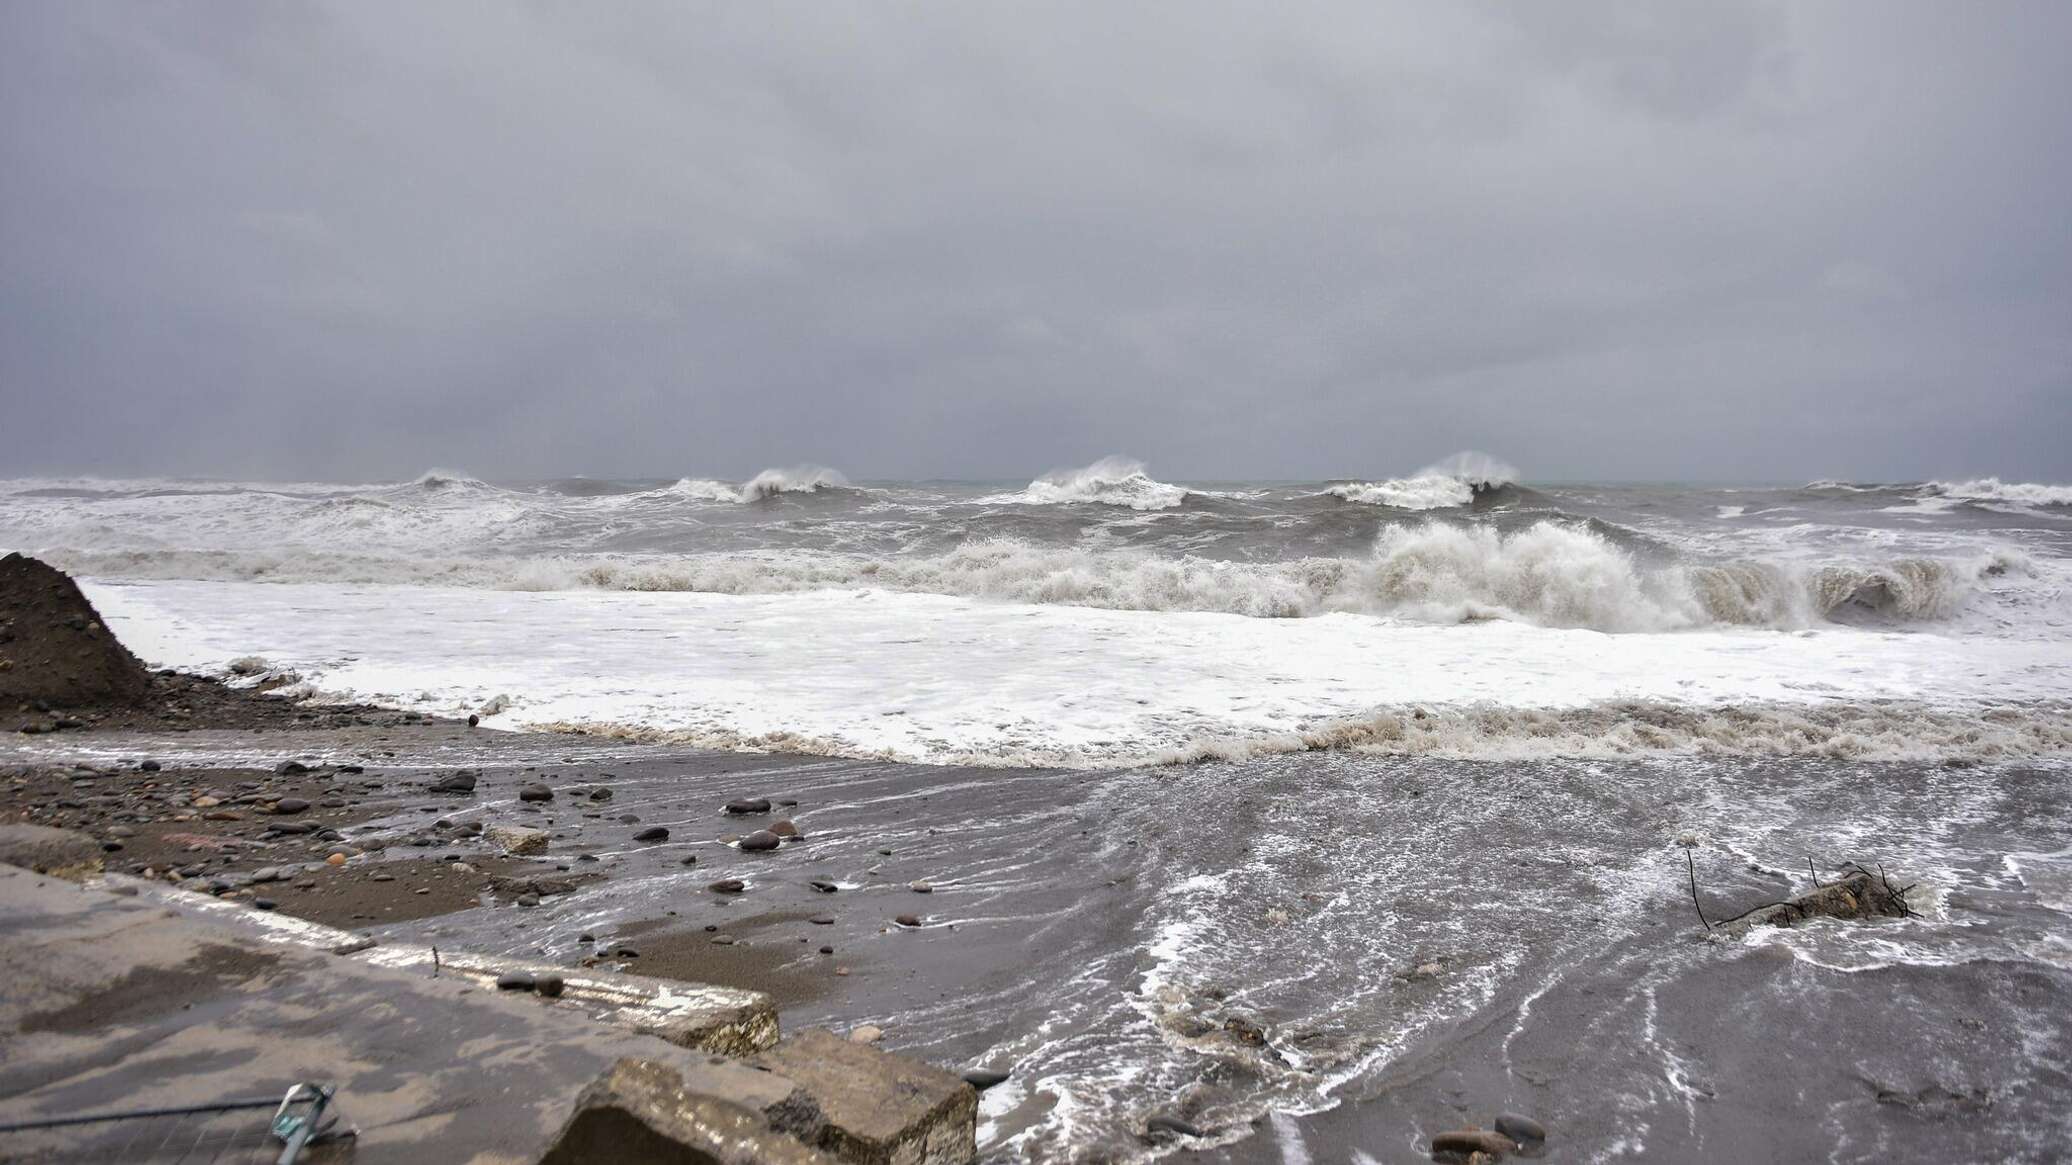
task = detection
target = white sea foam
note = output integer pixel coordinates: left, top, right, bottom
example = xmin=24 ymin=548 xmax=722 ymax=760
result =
xmin=981 ymin=457 xmax=1193 ymax=510
xmin=80 ymin=579 xmax=2072 ymax=769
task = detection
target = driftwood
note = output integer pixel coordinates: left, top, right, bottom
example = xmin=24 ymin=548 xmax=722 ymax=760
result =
xmin=1694 ymin=860 xmax=1916 ymax=939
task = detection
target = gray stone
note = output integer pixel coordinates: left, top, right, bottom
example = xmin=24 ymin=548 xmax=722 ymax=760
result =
xmin=754 ymin=1029 xmax=977 ymax=1165
xmin=634 ymin=826 xmax=670 ymax=842
xmin=519 ymin=783 xmax=554 ymax=802
xmin=1431 ymin=1129 xmax=1518 ymax=1157
xmin=487 ymin=824 xmax=550 ymax=856
xmin=1146 ymin=1115 xmax=1202 ymax=1139
xmin=741 ymin=830 xmax=782 ymax=852
xmin=540 ymin=1058 xmax=838 ymax=1165
xmin=1494 ymin=1113 xmax=1546 ymax=1144
xmin=724 ymin=798 xmax=772 ymax=815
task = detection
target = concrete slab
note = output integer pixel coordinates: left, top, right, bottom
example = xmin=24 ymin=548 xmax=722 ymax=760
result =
xmin=0 ymin=825 xmax=101 ymax=881
xmin=98 ymin=873 xmax=779 ymax=1056
xmin=755 ymin=1029 xmax=978 ymax=1165
xmin=0 ymin=866 xmax=817 ymax=1163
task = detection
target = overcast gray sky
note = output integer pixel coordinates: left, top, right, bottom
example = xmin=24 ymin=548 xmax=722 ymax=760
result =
xmin=3 ymin=2 xmax=2067 ymax=484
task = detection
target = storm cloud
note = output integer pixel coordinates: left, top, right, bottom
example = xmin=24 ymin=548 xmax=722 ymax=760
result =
xmin=3 ymin=1 xmax=2067 ymax=483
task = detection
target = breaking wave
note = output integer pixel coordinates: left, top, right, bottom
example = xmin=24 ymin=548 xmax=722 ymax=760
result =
xmin=532 ymin=698 xmax=2072 ymax=769
xmin=1142 ymin=699 xmax=2072 ymax=768
xmin=41 ymin=521 xmax=2027 ymax=633
xmin=1325 ymin=451 xmax=1519 ymax=510
xmin=1924 ymin=478 xmax=2072 ymax=508
xmin=645 ymin=465 xmax=851 ymax=504
xmin=981 ymin=457 xmax=1193 ymax=511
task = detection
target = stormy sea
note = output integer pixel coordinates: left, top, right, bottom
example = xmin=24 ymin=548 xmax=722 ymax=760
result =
xmin=4 ymin=455 xmax=2070 ymax=1162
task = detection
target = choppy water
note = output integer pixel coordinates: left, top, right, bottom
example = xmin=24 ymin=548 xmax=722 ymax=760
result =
xmin=8 ymin=457 xmax=2072 ymax=1160
xmin=3 ymin=457 xmax=2069 ymax=766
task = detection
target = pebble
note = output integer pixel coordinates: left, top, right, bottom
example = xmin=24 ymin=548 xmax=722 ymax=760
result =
xmin=517 ymin=895 xmax=540 ymax=908
xmin=962 ymin=1070 xmax=1010 ymax=1091
xmin=809 ymin=914 xmax=836 ymax=925
xmin=711 ymin=935 xmax=736 ymax=945
xmin=723 ymin=798 xmax=771 ymax=815
xmin=253 ymin=898 xmax=278 ymax=911
xmin=275 ymin=761 xmax=310 ymax=776
xmin=909 ymin=881 xmax=933 ymax=893
xmin=371 ymin=873 xmax=394 ymax=882
xmin=678 ymin=854 xmax=699 ymax=866
xmin=432 ymin=771 xmax=477 ymax=793
xmin=518 ymin=783 xmax=553 ymax=802
xmin=709 ymin=879 xmax=746 ymax=894
xmin=849 ymin=1024 xmax=883 ymax=1044
xmin=139 ymin=759 xmax=161 ymax=772
xmin=588 ymin=787 xmax=613 ymax=801
xmin=818 ymin=945 xmax=834 ymax=955
xmin=632 ymin=827 xmax=669 ymax=842
xmin=769 ymin=820 xmax=799 ymax=838
xmin=808 ymin=879 xmax=839 ymax=894
xmin=1493 ymin=1114 xmax=1546 ymax=1144
xmin=894 ymin=914 xmax=922 ymax=928
xmin=273 ymin=799 xmax=310 ymax=815
xmin=739 ymin=830 xmax=781 ymax=852
xmin=495 ymin=971 xmax=535 ymax=991
xmin=536 ymin=975 xmax=564 ymax=998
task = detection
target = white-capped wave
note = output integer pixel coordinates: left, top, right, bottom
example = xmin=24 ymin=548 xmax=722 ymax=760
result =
xmin=1325 ymin=451 xmax=1519 ymax=510
xmin=738 ymin=464 xmax=848 ymax=501
xmin=39 ymin=523 xmax=2035 ymax=634
xmin=982 ymin=456 xmax=1192 ymax=511
xmin=1925 ymin=477 xmax=2072 ymax=508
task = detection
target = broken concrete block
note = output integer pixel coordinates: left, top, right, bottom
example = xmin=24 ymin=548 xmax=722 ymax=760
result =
xmin=485 ymin=823 xmax=548 ymax=856
xmin=754 ymin=1028 xmax=976 ymax=1165
xmin=0 ymin=825 xmax=103 ymax=880
xmin=540 ymin=1058 xmax=839 ymax=1165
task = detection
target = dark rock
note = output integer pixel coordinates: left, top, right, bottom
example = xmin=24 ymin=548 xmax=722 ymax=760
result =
xmin=432 ymin=770 xmax=478 ymax=793
xmin=708 ymin=879 xmax=746 ymax=894
xmin=138 ymin=759 xmax=161 ymax=772
xmin=739 ymin=830 xmax=781 ymax=852
xmin=1494 ymin=1114 xmax=1545 ymax=1144
xmin=253 ymin=898 xmax=278 ymax=911
xmin=467 ymin=713 xmax=480 ymax=727
xmin=678 ymin=854 xmax=698 ymax=866
xmin=496 ymin=971 xmax=536 ymax=991
xmin=632 ymin=827 xmax=669 ymax=842
xmin=808 ymin=878 xmax=839 ymax=893
xmin=722 ymin=798 xmax=771 ymax=815
xmin=536 ymin=974 xmax=565 ymax=998
xmin=1146 ymin=1115 xmax=1202 ymax=1139
xmin=894 ymin=914 xmax=922 ymax=928
xmin=275 ymin=760 xmax=310 ymax=776
xmin=1431 ymin=1130 xmax=1517 ymax=1158
xmin=273 ymin=798 xmax=310 ymax=814
xmin=517 ymin=894 xmax=540 ymax=908
xmin=962 ymin=1069 xmax=1010 ymax=1091
xmin=518 ymin=783 xmax=554 ymax=803
xmin=818 ymin=945 xmax=834 ymax=955
xmin=768 ymin=820 xmax=799 ymax=838
xmin=588 ymin=787 xmax=613 ymax=802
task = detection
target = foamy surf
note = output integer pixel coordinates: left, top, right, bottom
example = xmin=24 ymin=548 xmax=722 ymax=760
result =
xmin=1325 ymin=451 xmax=1519 ymax=510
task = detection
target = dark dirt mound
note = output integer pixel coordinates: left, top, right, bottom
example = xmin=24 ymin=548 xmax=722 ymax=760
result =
xmin=0 ymin=553 xmax=152 ymax=707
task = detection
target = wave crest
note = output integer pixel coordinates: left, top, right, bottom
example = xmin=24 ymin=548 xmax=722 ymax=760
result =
xmin=738 ymin=465 xmax=848 ymax=501
xmin=987 ymin=457 xmax=1192 ymax=510
xmin=1326 ymin=451 xmax=1519 ymax=510
xmin=43 ymin=523 xmax=2026 ymax=634
xmin=1925 ymin=478 xmax=2072 ymax=507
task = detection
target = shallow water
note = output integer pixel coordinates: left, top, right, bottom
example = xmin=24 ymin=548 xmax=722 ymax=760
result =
xmin=293 ymin=745 xmax=2072 ymax=1163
